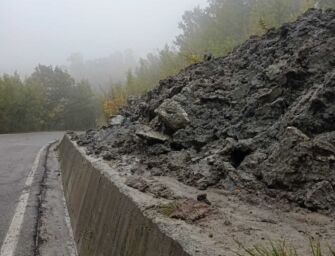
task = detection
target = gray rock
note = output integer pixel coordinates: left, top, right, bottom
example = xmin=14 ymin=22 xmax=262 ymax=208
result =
xmin=155 ymin=99 xmax=190 ymax=130
xmin=147 ymin=182 xmax=176 ymax=199
xmin=135 ymin=125 xmax=170 ymax=143
xmin=304 ymin=181 xmax=335 ymax=210
xmin=258 ymin=86 xmax=283 ymax=103
xmin=109 ymin=115 xmax=125 ymax=126
xmin=125 ymin=176 xmax=148 ymax=192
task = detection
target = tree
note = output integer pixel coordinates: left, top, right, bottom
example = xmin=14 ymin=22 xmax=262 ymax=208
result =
xmin=0 ymin=73 xmax=25 ymax=132
xmin=64 ymin=80 xmax=99 ymax=130
xmin=0 ymin=65 xmax=101 ymax=133
xmin=26 ymin=65 xmax=74 ymax=129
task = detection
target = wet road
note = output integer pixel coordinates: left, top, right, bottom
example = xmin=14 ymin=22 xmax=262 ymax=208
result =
xmin=0 ymin=132 xmax=64 ymax=255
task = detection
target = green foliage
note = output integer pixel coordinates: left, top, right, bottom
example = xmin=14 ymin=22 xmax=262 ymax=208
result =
xmin=101 ymin=45 xmax=189 ymax=117
xmin=4 ymin=0 xmax=332 ymax=130
xmin=237 ymin=241 xmax=298 ymax=256
xmin=63 ymin=80 xmax=100 ymax=130
xmin=0 ymin=65 xmax=100 ymax=133
xmin=158 ymin=202 xmax=178 ymax=217
xmin=106 ymin=0 xmax=328 ymax=109
xmin=177 ymin=0 xmax=319 ymax=56
xmin=106 ymin=45 xmax=187 ymax=100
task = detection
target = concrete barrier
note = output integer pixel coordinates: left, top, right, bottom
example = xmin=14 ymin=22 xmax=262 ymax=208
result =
xmin=59 ymin=134 xmax=335 ymax=256
xmin=58 ymin=135 xmax=193 ymax=256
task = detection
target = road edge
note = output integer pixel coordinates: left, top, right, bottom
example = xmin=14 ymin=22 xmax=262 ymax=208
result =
xmin=59 ymin=134 xmax=194 ymax=256
xmin=0 ymin=141 xmax=55 ymax=256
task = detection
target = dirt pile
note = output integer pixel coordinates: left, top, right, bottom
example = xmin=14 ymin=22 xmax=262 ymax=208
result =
xmin=73 ymin=9 xmax=335 ymax=213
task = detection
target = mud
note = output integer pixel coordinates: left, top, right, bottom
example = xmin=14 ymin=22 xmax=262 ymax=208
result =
xmin=72 ymin=9 xmax=335 ymax=214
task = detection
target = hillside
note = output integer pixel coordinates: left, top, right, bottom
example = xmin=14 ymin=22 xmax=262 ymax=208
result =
xmin=74 ymin=8 xmax=335 ymax=214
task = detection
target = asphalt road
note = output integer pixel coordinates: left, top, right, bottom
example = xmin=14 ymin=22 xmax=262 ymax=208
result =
xmin=0 ymin=132 xmax=64 ymax=255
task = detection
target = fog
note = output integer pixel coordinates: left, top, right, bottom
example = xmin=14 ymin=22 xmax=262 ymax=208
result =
xmin=0 ymin=0 xmax=208 ymax=76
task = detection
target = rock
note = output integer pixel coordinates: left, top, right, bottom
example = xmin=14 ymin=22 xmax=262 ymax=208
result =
xmin=239 ymin=152 xmax=267 ymax=170
xmin=109 ymin=115 xmax=125 ymax=126
xmin=160 ymin=199 xmax=210 ymax=222
xmin=102 ymin=151 xmax=115 ymax=161
xmin=147 ymin=182 xmax=176 ymax=200
xmin=265 ymin=60 xmax=288 ymax=81
xmin=258 ymin=86 xmax=283 ymax=103
xmin=171 ymin=199 xmax=210 ymax=221
xmin=259 ymin=128 xmax=335 ymax=210
xmin=197 ymin=193 xmax=211 ymax=205
xmin=147 ymin=144 xmax=171 ymax=155
xmin=304 ymin=181 xmax=335 ymax=210
xmin=155 ymin=99 xmax=190 ymax=131
xmin=66 ymin=131 xmax=79 ymax=140
xmin=135 ymin=125 xmax=170 ymax=143
xmin=125 ymin=176 xmax=149 ymax=192
xmin=285 ymin=126 xmax=310 ymax=141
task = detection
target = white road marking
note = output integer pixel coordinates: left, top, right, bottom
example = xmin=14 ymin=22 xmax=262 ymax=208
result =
xmin=0 ymin=143 xmax=50 ymax=256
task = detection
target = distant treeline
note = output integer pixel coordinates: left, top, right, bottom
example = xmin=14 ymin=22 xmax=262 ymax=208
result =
xmin=104 ymin=0 xmax=335 ymax=116
xmin=67 ymin=50 xmax=137 ymax=90
xmin=0 ymin=65 xmax=100 ymax=133
xmin=2 ymin=0 xmax=334 ymax=132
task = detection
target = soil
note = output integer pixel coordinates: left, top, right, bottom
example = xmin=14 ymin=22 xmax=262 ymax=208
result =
xmin=71 ymin=7 xmax=335 ymax=222
xmin=67 ymin=8 xmax=335 ymax=254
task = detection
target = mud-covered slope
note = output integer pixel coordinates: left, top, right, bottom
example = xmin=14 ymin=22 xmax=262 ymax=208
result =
xmin=73 ymin=9 xmax=335 ymax=212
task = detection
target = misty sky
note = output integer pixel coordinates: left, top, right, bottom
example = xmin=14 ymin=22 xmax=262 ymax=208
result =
xmin=0 ymin=0 xmax=208 ymax=75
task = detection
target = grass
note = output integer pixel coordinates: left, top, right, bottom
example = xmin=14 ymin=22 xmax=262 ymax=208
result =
xmin=236 ymin=239 xmax=335 ymax=256
xmin=158 ymin=202 xmax=177 ymax=217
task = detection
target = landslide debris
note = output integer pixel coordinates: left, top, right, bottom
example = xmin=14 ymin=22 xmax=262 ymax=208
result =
xmin=73 ymin=9 xmax=335 ymax=213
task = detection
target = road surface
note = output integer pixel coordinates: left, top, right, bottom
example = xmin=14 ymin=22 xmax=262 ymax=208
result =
xmin=0 ymin=132 xmax=76 ymax=256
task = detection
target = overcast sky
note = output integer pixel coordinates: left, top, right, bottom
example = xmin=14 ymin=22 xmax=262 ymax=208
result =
xmin=0 ymin=0 xmax=208 ymax=75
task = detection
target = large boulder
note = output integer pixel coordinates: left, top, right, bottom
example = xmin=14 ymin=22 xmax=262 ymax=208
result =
xmin=155 ymin=99 xmax=190 ymax=131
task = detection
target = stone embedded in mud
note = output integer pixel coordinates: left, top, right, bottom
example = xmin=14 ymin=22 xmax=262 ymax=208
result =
xmin=285 ymin=126 xmax=310 ymax=141
xmin=304 ymin=181 xmax=335 ymax=210
xmin=67 ymin=131 xmax=79 ymax=141
xmin=160 ymin=198 xmax=210 ymax=222
xmin=147 ymin=182 xmax=177 ymax=200
xmin=155 ymin=99 xmax=190 ymax=131
xmin=147 ymin=143 xmax=171 ymax=155
xmin=102 ymin=151 xmax=116 ymax=161
xmin=259 ymin=127 xmax=335 ymax=210
xmin=125 ymin=176 xmax=149 ymax=192
xmin=135 ymin=125 xmax=170 ymax=143
xmin=258 ymin=86 xmax=283 ymax=104
xmin=109 ymin=115 xmax=125 ymax=126
xmin=171 ymin=199 xmax=210 ymax=221
xmin=197 ymin=193 xmax=211 ymax=205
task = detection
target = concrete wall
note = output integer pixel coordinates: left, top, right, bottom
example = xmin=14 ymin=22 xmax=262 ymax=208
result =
xmin=59 ymin=135 xmax=191 ymax=256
